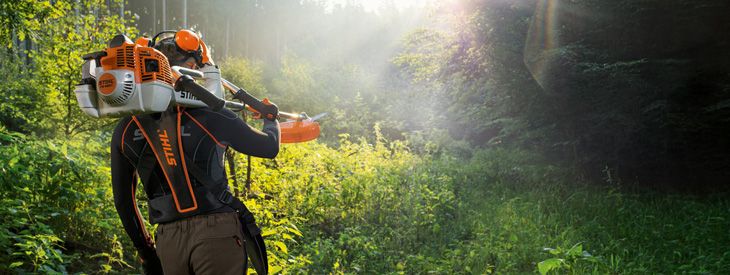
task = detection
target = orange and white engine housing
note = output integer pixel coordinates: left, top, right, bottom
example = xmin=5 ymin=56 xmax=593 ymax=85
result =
xmin=75 ymin=35 xmax=223 ymax=118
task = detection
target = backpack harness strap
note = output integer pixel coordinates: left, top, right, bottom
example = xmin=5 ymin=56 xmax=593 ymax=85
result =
xmin=132 ymin=112 xmax=198 ymax=213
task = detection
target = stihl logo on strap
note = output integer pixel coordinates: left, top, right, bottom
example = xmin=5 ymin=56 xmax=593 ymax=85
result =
xmin=132 ymin=110 xmax=198 ymax=213
xmin=158 ymin=130 xmax=177 ymax=166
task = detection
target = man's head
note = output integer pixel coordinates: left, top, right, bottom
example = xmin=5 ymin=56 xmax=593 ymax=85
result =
xmin=153 ymin=29 xmax=213 ymax=68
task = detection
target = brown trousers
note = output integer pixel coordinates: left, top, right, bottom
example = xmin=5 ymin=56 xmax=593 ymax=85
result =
xmin=155 ymin=212 xmax=248 ymax=275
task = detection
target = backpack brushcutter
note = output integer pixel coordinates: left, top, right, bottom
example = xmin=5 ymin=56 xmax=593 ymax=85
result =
xmin=74 ymin=33 xmax=324 ymax=143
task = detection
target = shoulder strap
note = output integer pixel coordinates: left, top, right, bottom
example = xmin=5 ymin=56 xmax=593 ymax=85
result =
xmin=132 ymin=111 xmax=198 ymax=213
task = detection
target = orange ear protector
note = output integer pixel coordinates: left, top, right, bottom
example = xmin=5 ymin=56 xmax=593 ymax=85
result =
xmin=173 ymin=30 xmax=205 ymax=67
xmin=148 ymin=30 xmax=211 ymax=67
xmin=174 ymin=29 xmax=201 ymax=53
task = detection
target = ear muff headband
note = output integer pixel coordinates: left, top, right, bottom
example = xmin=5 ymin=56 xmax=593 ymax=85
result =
xmin=150 ymin=30 xmax=177 ymax=47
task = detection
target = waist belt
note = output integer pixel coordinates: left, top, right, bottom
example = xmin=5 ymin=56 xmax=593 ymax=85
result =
xmin=148 ymin=185 xmax=226 ymax=224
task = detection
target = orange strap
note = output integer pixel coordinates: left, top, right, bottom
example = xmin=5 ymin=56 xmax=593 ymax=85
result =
xmin=183 ymin=111 xmax=226 ymax=148
xmin=131 ymin=116 xmax=198 ymax=213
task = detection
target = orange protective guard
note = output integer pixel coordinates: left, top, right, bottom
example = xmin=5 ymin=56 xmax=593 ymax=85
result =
xmin=280 ymin=120 xmax=321 ymax=143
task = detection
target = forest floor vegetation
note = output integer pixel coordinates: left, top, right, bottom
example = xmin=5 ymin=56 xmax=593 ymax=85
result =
xmin=1 ymin=127 xmax=728 ymax=274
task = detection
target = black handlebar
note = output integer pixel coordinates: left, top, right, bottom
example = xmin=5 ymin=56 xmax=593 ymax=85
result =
xmin=174 ymin=75 xmax=225 ymax=111
xmin=82 ymin=51 xmax=107 ymax=60
xmin=232 ymin=90 xmax=268 ymax=115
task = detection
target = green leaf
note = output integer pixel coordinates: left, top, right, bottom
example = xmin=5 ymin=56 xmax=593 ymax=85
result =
xmin=8 ymin=157 xmax=19 ymax=167
xmin=262 ymin=229 xmax=276 ymax=237
xmin=286 ymin=226 xmax=303 ymax=237
xmin=544 ymin=247 xmax=559 ymax=256
xmin=538 ymin=258 xmax=563 ymax=275
xmin=9 ymin=262 xmax=23 ymax=268
xmin=273 ymin=241 xmax=288 ymax=254
xmin=269 ymin=265 xmax=283 ymax=274
xmin=282 ymin=233 xmax=293 ymax=241
xmin=567 ymin=243 xmax=583 ymax=257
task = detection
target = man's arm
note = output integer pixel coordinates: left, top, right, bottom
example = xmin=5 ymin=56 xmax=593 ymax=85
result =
xmin=110 ymin=119 xmax=155 ymax=253
xmin=111 ymin=119 xmax=162 ymax=273
xmin=201 ymin=108 xmax=280 ymax=158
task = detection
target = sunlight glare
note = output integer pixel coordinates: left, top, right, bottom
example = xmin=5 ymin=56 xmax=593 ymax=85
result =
xmin=323 ymin=0 xmax=433 ymax=14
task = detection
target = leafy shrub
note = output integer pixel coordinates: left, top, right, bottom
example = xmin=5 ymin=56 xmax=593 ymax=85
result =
xmin=0 ymin=128 xmax=134 ymax=273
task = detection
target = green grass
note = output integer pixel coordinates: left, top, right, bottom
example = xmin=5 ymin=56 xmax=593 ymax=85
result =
xmin=245 ymin=138 xmax=730 ymax=274
xmin=2 ymin=128 xmax=728 ymax=273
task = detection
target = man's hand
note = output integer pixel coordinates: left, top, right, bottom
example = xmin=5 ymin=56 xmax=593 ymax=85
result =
xmin=138 ymin=247 xmax=163 ymax=274
xmin=257 ymin=98 xmax=279 ymax=121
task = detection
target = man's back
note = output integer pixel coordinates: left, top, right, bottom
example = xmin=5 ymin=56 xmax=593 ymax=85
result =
xmin=113 ymin=107 xmax=277 ymax=198
xmin=110 ymin=106 xmax=279 ymax=274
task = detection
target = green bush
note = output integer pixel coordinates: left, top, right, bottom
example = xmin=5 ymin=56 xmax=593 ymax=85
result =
xmin=0 ymin=128 xmax=135 ymax=273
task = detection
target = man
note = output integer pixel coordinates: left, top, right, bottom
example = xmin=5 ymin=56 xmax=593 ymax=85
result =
xmin=110 ymin=30 xmax=278 ymax=274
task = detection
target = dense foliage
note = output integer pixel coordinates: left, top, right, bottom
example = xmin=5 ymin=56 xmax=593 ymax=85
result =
xmin=0 ymin=128 xmax=130 ymax=273
xmin=2 ymin=0 xmax=729 ymax=274
xmin=3 ymin=125 xmax=729 ymax=273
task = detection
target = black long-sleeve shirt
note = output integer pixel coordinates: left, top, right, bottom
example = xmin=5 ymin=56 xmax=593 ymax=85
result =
xmin=110 ymin=107 xmax=279 ymax=250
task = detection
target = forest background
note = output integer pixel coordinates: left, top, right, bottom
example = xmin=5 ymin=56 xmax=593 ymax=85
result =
xmin=1 ymin=0 xmax=729 ymax=274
